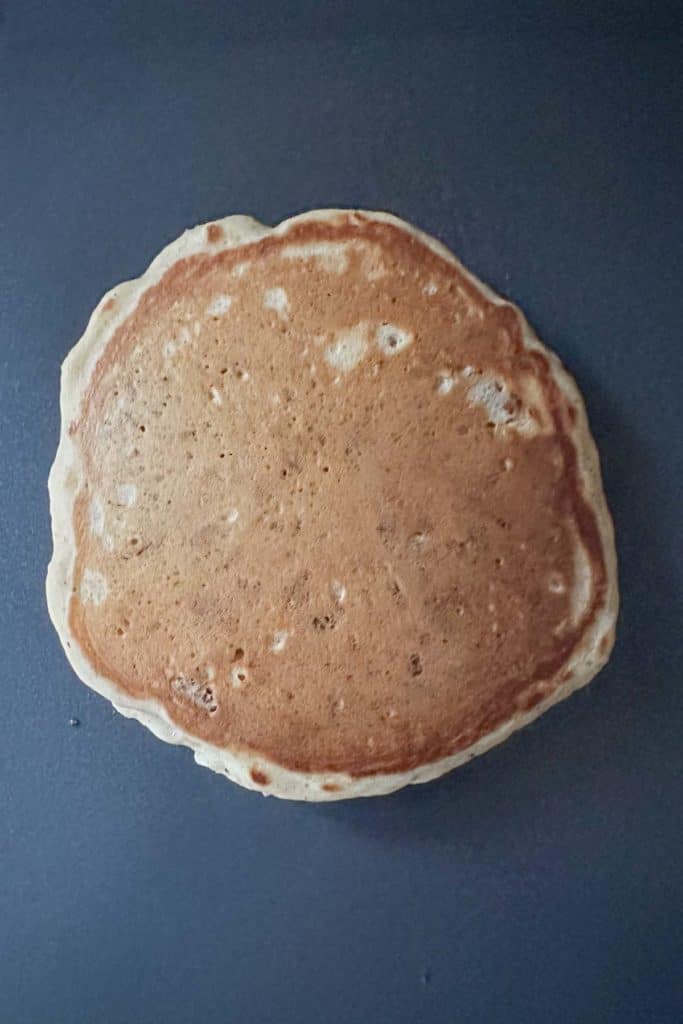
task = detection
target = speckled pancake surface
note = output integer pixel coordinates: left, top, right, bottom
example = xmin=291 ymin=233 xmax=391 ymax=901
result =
xmin=47 ymin=210 xmax=618 ymax=799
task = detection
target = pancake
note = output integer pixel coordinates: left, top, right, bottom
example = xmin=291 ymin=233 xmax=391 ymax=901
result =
xmin=47 ymin=209 xmax=618 ymax=800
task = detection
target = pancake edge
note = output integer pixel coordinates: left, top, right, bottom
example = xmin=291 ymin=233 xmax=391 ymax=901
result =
xmin=46 ymin=209 xmax=619 ymax=801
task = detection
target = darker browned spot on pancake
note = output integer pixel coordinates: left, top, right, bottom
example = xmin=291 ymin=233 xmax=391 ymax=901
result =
xmin=103 ymin=297 xmax=116 ymax=312
xmin=322 ymin=783 xmax=341 ymax=793
xmin=410 ymin=653 xmax=423 ymax=677
xmin=250 ymin=768 xmax=270 ymax=786
xmin=206 ymin=223 xmax=223 ymax=243
xmin=67 ymin=212 xmax=613 ymax=779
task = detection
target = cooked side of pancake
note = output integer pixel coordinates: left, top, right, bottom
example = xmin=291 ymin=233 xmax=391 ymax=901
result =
xmin=47 ymin=210 xmax=618 ymax=799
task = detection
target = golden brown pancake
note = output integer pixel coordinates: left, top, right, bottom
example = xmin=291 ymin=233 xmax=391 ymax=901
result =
xmin=47 ymin=210 xmax=618 ymax=799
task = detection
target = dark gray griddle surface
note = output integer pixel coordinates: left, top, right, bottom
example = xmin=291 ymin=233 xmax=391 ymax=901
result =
xmin=1 ymin=3 xmax=681 ymax=1023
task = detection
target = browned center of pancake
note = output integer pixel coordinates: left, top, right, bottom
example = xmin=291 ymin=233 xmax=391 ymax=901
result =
xmin=68 ymin=215 xmax=606 ymax=776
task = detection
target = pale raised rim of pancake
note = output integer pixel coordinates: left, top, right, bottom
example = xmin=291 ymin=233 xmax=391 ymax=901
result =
xmin=46 ymin=209 xmax=619 ymax=801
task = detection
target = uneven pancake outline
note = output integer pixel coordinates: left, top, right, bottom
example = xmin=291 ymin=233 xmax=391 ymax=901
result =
xmin=47 ymin=210 xmax=618 ymax=800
